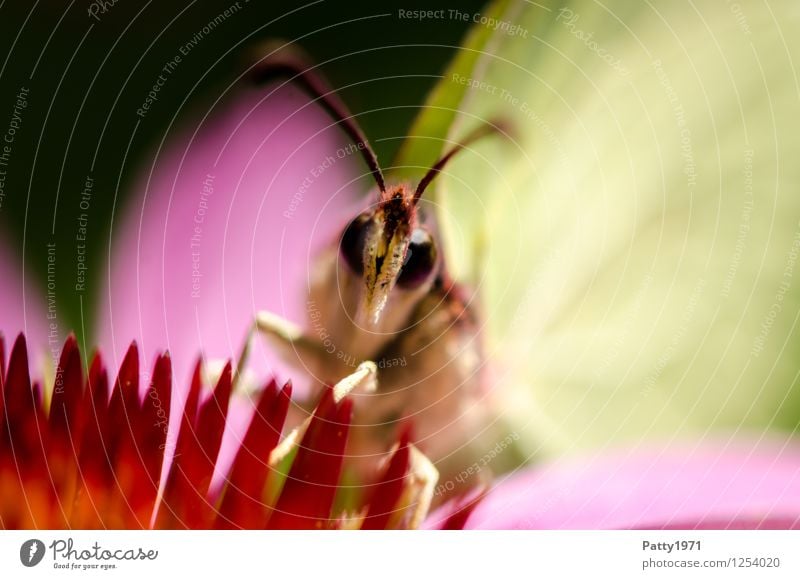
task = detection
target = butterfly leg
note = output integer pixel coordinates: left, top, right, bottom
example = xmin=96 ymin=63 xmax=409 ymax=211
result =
xmin=236 ymin=309 xmax=352 ymax=387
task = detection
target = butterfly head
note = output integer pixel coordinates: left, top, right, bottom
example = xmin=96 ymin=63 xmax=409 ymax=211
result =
xmin=340 ymin=184 xmax=439 ymax=326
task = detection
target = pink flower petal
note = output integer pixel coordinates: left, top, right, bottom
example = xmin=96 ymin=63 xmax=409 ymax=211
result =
xmin=426 ymin=439 xmax=800 ymax=529
xmin=97 ymin=81 xmax=361 ymax=389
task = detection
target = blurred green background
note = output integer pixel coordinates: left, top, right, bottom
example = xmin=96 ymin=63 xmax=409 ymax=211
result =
xmin=0 ymin=0 xmax=485 ymax=344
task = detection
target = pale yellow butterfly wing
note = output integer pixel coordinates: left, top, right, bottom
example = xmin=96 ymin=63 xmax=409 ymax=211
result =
xmin=404 ymin=0 xmax=800 ymax=456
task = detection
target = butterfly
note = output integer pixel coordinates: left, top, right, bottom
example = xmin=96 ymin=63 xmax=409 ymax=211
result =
xmin=239 ymin=45 xmax=519 ymax=483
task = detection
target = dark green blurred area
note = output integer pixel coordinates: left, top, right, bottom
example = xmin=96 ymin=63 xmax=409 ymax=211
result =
xmin=0 ymin=0 xmax=486 ymax=343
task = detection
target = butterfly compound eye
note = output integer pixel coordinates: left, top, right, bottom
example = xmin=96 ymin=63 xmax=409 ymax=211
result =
xmin=397 ymin=228 xmax=438 ymax=289
xmin=340 ymin=213 xmax=371 ymax=274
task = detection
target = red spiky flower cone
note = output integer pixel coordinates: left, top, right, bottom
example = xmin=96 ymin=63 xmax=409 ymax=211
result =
xmin=0 ymin=333 xmax=454 ymax=530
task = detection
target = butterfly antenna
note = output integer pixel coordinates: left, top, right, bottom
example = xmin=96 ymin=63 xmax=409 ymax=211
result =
xmin=251 ymin=44 xmax=386 ymax=193
xmin=413 ymin=120 xmax=511 ymax=203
